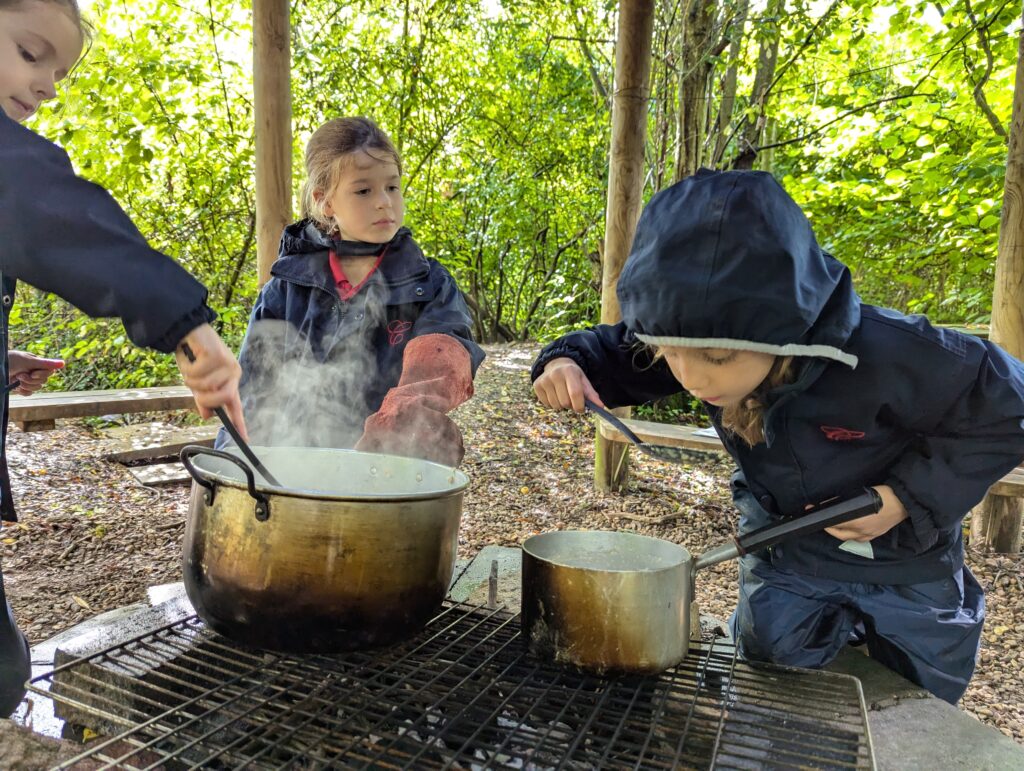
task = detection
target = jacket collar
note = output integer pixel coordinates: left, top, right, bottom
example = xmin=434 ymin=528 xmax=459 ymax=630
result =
xmin=271 ymin=221 xmax=430 ymax=293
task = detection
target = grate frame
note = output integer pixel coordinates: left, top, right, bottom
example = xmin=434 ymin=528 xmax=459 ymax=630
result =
xmin=29 ymin=601 xmax=875 ymax=770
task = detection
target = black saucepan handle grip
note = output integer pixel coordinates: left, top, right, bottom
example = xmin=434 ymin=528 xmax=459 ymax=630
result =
xmin=738 ymin=487 xmax=884 ymax=554
xmin=693 ymin=487 xmax=884 ymax=571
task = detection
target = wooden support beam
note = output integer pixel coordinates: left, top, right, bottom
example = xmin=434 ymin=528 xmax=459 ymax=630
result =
xmin=973 ymin=13 xmax=1024 ymax=554
xmin=595 ymin=0 xmax=655 ymax=492
xmin=254 ymin=0 xmax=293 ymax=287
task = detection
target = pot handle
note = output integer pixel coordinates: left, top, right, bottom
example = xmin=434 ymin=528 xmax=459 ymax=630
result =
xmin=180 ymin=445 xmax=272 ymax=522
xmin=694 ymin=487 xmax=882 ymax=570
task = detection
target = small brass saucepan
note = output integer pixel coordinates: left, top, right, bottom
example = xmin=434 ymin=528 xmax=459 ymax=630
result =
xmin=521 ymin=488 xmax=882 ymax=673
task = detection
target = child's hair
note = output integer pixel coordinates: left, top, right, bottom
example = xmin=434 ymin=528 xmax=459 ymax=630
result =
xmin=300 ymin=117 xmax=403 ymax=234
xmin=0 ymin=0 xmax=92 ymax=44
xmin=721 ymin=356 xmax=795 ymax=447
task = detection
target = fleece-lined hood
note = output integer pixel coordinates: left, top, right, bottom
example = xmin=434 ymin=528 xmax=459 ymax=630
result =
xmin=617 ymin=169 xmax=861 ymax=368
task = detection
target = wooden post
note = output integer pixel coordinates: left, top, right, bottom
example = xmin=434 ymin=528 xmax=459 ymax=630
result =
xmin=253 ymin=0 xmax=292 ymax=287
xmin=595 ymin=0 xmax=655 ymax=492
xmin=973 ymin=15 xmax=1024 ymax=553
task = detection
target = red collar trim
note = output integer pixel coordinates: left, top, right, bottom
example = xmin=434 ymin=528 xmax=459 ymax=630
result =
xmin=328 ymin=246 xmax=388 ymax=301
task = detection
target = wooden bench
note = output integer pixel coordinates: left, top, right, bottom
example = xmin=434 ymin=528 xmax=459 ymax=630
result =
xmin=8 ymin=386 xmax=196 ymax=432
xmin=597 ymin=415 xmax=1024 ymax=498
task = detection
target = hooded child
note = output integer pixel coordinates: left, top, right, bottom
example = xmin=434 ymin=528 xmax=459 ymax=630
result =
xmin=532 ymin=168 xmax=1024 ymax=704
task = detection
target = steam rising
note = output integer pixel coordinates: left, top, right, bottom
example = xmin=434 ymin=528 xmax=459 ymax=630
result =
xmin=217 ymin=283 xmax=393 ymax=452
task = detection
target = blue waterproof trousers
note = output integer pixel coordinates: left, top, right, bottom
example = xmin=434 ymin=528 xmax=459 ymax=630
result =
xmin=731 ymin=554 xmax=985 ymax=704
xmin=0 ymin=563 xmax=29 ymax=717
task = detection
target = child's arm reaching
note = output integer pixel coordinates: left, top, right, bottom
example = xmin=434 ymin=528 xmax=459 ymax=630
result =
xmin=408 ymin=268 xmax=484 ymax=373
xmin=0 ymin=115 xmax=214 ymax=354
xmin=882 ymin=334 xmax=1024 ymax=549
xmin=356 ymin=264 xmax=481 ymax=466
xmin=355 ymin=333 xmax=473 ymax=466
xmin=531 ymin=322 xmax=682 ymax=409
xmin=533 ymin=357 xmax=604 ymax=412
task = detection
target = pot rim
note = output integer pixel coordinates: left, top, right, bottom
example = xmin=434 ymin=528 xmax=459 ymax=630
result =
xmin=189 ymin=446 xmax=470 ymax=502
xmin=522 ymin=529 xmax=690 ymax=573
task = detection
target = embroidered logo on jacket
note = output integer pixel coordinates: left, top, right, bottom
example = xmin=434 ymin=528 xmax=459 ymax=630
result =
xmin=820 ymin=425 xmax=866 ymax=441
xmin=387 ymin=319 xmax=413 ymax=346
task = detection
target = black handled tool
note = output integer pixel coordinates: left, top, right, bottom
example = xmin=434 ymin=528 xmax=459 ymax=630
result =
xmin=583 ymin=398 xmax=710 ymax=464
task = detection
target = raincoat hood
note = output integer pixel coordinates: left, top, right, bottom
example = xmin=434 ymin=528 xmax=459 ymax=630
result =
xmin=617 ymin=169 xmax=861 ymax=368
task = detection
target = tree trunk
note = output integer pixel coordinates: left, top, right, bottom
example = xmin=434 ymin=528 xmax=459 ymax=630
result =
xmin=712 ymin=0 xmax=750 ymax=166
xmin=734 ymin=0 xmax=783 ymax=170
xmin=596 ymin=0 xmax=655 ymax=492
xmin=673 ymin=0 xmax=718 ymax=180
xmin=973 ymin=13 xmax=1024 ymax=553
xmin=254 ymin=0 xmax=292 ymax=287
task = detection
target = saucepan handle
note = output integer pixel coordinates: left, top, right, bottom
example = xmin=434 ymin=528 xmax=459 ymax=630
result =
xmin=694 ymin=487 xmax=883 ymax=571
xmin=180 ymin=444 xmax=272 ymax=522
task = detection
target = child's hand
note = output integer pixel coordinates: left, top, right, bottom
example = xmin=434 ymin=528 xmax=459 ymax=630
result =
xmin=174 ymin=324 xmax=247 ymax=440
xmin=7 ymin=351 xmax=65 ymax=395
xmin=533 ymin=358 xmax=604 ymax=413
xmin=824 ymin=485 xmax=909 ymax=542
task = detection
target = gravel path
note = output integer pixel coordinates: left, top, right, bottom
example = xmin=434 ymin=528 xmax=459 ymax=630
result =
xmin=1 ymin=343 xmax=1021 ymax=744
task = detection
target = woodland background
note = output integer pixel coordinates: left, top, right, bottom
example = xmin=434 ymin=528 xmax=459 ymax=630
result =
xmin=19 ymin=0 xmax=1017 ymax=390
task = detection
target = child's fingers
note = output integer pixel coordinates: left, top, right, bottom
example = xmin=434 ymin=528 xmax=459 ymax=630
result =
xmin=557 ymin=380 xmax=585 ymax=413
xmin=580 ymin=376 xmax=605 ymax=408
xmin=218 ymin=395 xmax=249 ymax=442
xmin=24 ymin=367 xmax=60 ymax=383
xmin=534 ymin=376 xmax=565 ymax=410
xmin=825 ymin=523 xmax=873 ymax=542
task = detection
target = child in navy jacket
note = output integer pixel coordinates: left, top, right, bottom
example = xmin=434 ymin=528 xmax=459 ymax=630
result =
xmin=0 ymin=0 xmax=244 ymax=717
xmin=224 ymin=117 xmax=483 ymax=466
xmin=532 ymin=169 xmax=1024 ymax=703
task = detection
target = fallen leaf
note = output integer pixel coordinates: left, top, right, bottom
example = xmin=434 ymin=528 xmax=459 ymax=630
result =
xmin=72 ymin=595 xmax=92 ymax=611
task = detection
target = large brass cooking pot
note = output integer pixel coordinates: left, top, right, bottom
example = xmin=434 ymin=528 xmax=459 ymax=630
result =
xmin=180 ymin=445 xmax=468 ymax=654
xmin=522 ymin=488 xmax=882 ymax=674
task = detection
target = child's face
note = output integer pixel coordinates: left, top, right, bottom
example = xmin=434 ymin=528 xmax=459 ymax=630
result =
xmin=0 ymin=1 xmax=82 ymax=123
xmin=659 ymin=346 xmax=776 ymax=407
xmin=321 ymin=150 xmax=404 ymax=243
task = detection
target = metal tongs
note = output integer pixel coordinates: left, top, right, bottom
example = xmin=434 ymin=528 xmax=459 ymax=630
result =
xmin=583 ymin=398 xmax=712 ymax=465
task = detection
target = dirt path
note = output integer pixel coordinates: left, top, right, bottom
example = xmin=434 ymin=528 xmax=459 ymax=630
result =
xmin=1 ymin=343 xmax=1022 ymax=743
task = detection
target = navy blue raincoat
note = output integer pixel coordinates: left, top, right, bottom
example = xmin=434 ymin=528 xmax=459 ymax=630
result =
xmin=533 ymin=169 xmax=1024 ymax=586
xmin=0 ymin=111 xmax=217 ymax=717
xmin=227 ymin=220 xmax=484 ymax=449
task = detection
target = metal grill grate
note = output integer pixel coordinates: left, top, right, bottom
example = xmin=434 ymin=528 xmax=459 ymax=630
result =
xmin=29 ymin=601 xmax=874 ymax=770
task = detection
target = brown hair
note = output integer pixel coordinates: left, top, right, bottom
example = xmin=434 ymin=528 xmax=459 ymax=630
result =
xmin=720 ymin=356 xmax=796 ymax=446
xmin=0 ymin=0 xmax=92 ymax=44
xmin=300 ymin=117 xmax=402 ymax=233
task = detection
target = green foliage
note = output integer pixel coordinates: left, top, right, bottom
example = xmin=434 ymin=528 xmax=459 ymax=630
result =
xmin=763 ymin=0 xmax=1018 ymax=322
xmin=635 ymin=392 xmax=710 ymax=427
xmin=15 ymin=0 xmax=1021 ymax=393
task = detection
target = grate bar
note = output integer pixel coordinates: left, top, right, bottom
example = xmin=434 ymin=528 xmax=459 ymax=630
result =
xmin=31 ymin=601 xmax=875 ymax=770
xmin=259 ymin=604 xmax=522 ymax=767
